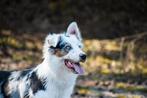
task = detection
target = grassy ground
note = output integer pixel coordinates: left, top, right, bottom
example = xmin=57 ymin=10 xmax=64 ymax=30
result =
xmin=0 ymin=31 xmax=147 ymax=98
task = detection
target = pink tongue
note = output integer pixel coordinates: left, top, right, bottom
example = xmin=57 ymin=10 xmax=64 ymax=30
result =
xmin=73 ymin=64 xmax=84 ymax=75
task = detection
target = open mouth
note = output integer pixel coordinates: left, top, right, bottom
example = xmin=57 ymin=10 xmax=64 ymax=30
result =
xmin=64 ymin=60 xmax=84 ymax=75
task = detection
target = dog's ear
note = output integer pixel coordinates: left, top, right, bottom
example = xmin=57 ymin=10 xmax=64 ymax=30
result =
xmin=66 ymin=22 xmax=82 ymax=41
xmin=47 ymin=34 xmax=60 ymax=47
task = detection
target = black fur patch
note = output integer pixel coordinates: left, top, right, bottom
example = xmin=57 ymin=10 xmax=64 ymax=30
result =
xmin=29 ymin=71 xmax=46 ymax=94
xmin=16 ymin=69 xmax=31 ymax=80
xmin=1 ymin=79 xmax=11 ymax=98
xmin=49 ymin=36 xmax=72 ymax=57
xmin=53 ymin=36 xmax=72 ymax=53
xmin=20 ymin=69 xmax=31 ymax=77
xmin=0 ymin=71 xmax=11 ymax=82
xmin=1 ymin=71 xmax=21 ymax=98
xmin=55 ymin=37 xmax=66 ymax=49
xmin=0 ymin=71 xmax=11 ymax=98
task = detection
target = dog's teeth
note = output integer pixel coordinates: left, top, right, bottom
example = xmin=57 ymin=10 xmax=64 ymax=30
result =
xmin=67 ymin=61 xmax=72 ymax=67
xmin=68 ymin=62 xmax=71 ymax=65
xmin=70 ymin=63 xmax=74 ymax=67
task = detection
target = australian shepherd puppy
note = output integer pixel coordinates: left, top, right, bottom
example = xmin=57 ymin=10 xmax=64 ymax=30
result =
xmin=0 ymin=22 xmax=86 ymax=98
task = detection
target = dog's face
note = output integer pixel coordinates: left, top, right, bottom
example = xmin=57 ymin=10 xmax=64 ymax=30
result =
xmin=43 ymin=22 xmax=86 ymax=75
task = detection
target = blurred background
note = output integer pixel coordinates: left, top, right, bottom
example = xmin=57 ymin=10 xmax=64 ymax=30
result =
xmin=0 ymin=0 xmax=147 ymax=98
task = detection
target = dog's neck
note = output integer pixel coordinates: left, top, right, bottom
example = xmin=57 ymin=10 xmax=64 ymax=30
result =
xmin=35 ymin=55 xmax=78 ymax=82
xmin=31 ymin=55 xmax=78 ymax=98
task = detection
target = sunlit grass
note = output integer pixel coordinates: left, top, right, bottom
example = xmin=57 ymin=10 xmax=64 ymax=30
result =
xmin=83 ymin=39 xmax=147 ymax=75
xmin=84 ymin=39 xmax=121 ymax=52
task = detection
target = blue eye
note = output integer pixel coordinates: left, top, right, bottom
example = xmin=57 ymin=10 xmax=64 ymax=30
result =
xmin=64 ymin=45 xmax=72 ymax=52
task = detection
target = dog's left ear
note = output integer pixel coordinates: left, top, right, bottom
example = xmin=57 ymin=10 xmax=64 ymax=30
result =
xmin=66 ymin=22 xmax=82 ymax=41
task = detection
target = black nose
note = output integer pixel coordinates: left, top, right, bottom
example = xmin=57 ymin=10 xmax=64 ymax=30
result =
xmin=79 ymin=54 xmax=87 ymax=62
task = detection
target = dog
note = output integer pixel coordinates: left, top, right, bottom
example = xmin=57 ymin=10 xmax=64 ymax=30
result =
xmin=0 ymin=22 xmax=86 ymax=98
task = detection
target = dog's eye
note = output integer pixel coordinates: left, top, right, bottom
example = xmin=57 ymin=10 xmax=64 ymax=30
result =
xmin=64 ymin=45 xmax=72 ymax=52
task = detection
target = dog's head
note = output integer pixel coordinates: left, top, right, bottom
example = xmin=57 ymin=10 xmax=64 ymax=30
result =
xmin=43 ymin=22 xmax=86 ymax=75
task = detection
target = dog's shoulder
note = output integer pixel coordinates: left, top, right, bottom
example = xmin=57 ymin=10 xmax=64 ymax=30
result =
xmin=29 ymin=71 xmax=46 ymax=94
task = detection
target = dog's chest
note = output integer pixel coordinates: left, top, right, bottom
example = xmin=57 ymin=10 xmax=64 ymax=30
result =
xmin=34 ymin=78 xmax=75 ymax=98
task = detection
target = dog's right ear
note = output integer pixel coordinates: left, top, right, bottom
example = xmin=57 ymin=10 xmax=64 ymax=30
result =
xmin=46 ymin=33 xmax=60 ymax=47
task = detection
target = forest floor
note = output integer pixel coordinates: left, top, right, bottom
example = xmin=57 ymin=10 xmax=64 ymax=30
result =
xmin=0 ymin=31 xmax=147 ymax=98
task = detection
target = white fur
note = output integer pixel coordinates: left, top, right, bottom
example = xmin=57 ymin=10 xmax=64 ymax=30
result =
xmin=34 ymin=22 xmax=84 ymax=98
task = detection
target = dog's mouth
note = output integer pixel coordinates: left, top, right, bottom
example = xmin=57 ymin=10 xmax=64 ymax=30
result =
xmin=64 ymin=60 xmax=84 ymax=75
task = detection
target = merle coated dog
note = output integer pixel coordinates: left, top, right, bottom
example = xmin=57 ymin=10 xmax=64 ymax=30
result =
xmin=0 ymin=22 xmax=86 ymax=98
